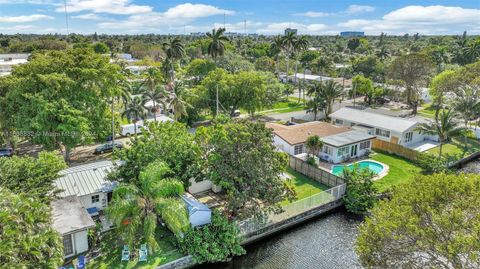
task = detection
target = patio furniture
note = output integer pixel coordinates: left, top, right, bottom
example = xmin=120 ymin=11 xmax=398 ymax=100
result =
xmin=139 ymin=244 xmax=148 ymax=262
xmin=77 ymin=256 xmax=86 ymax=269
xmin=121 ymin=245 xmax=130 ymax=261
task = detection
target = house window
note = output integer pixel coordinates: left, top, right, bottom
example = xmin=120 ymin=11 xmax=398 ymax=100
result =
xmin=405 ymin=132 xmax=413 ymax=143
xmin=63 ymin=234 xmax=74 ymax=256
xmin=335 ymin=119 xmax=344 ymax=125
xmin=375 ymin=128 xmax=390 ymax=138
xmin=360 ymin=140 xmax=371 ymax=150
xmin=337 ymin=146 xmax=349 ymax=157
xmin=91 ymin=194 xmax=100 ymax=204
xmin=323 ymin=145 xmax=333 ymax=155
xmin=294 ymin=144 xmax=304 ymax=155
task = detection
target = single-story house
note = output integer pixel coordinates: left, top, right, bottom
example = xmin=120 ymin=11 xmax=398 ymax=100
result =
xmin=51 ymin=196 xmax=95 ymax=259
xmin=330 ymin=107 xmax=437 ymax=147
xmin=182 ymin=195 xmax=212 ymax=227
xmin=280 ymin=73 xmax=332 ymax=83
xmin=266 ymin=121 xmax=376 ymax=163
xmin=55 ymin=161 xmax=118 ymax=216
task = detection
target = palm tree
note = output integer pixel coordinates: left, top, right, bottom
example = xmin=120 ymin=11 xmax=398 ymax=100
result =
xmin=306 ymin=135 xmax=323 ymax=158
xmin=282 ymin=32 xmax=297 ymax=76
xmin=142 ymin=87 xmax=167 ymax=121
xmin=375 ymin=46 xmax=390 ymax=62
xmin=318 ymin=80 xmax=344 ymax=118
xmin=143 ymin=68 xmax=165 ymax=121
xmin=293 ymin=35 xmax=309 ymax=102
xmin=452 ymin=85 xmax=480 ymax=150
xmin=167 ymin=82 xmax=191 ymax=121
xmin=122 ymin=97 xmax=147 ymax=136
xmin=106 ymin=161 xmax=185 ymax=251
xmin=162 ymin=37 xmax=184 ymax=82
xmin=415 ymin=109 xmax=466 ymax=157
xmin=306 ymin=95 xmax=326 ymax=121
xmin=314 ymin=56 xmax=333 ymax=82
xmin=206 ymin=28 xmax=229 ymax=64
xmin=270 ymin=35 xmax=284 ymax=78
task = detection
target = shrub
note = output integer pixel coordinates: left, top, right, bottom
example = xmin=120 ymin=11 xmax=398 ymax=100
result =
xmin=158 ymin=198 xmax=190 ymax=238
xmin=342 ymin=164 xmax=377 ymax=214
xmin=178 ymin=213 xmax=245 ymax=263
xmin=306 ymin=156 xmax=317 ymax=167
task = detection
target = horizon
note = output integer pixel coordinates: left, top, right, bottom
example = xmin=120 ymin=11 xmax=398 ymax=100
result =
xmin=0 ymin=1 xmax=479 ymax=35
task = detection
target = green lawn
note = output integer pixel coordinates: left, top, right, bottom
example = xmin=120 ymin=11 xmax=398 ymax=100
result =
xmin=426 ymin=138 xmax=480 ymax=157
xmin=88 ymin=227 xmax=184 ymax=269
xmin=370 ymin=152 xmax=423 ymax=192
xmin=417 ymin=103 xmax=436 ymax=119
xmin=282 ymin=167 xmax=329 ymax=205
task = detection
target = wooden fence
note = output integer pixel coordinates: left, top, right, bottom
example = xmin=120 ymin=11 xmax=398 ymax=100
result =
xmin=289 ymin=155 xmax=345 ymax=187
xmin=372 ymin=139 xmax=420 ymax=161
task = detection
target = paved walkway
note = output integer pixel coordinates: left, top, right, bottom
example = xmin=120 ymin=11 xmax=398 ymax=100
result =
xmin=406 ymin=140 xmax=439 ymax=152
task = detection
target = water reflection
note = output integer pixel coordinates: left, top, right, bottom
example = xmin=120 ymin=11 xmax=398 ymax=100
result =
xmin=196 ymin=210 xmax=362 ymax=269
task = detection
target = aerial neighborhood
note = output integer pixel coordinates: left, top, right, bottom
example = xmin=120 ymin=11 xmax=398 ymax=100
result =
xmin=0 ymin=1 xmax=480 ymax=269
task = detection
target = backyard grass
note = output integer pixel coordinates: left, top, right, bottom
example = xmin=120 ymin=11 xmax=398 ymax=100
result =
xmin=370 ymin=152 xmax=423 ymax=192
xmin=88 ymin=226 xmax=184 ymax=269
xmin=426 ymin=138 xmax=480 ymax=157
xmin=417 ymin=103 xmax=436 ymax=119
xmin=282 ymin=167 xmax=329 ymax=205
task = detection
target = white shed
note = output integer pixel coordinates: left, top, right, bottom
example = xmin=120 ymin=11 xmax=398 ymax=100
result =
xmin=182 ymin=196 xmax=212 ymax=227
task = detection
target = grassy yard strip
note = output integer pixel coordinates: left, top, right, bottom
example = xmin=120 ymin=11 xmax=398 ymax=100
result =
xmin=88 ymin=227 xmax=184 ymax=269
xmin=282 ymin=167 xmax=329 ymax=205
xmin=426 ymin=138 xmax=480 ymax=157
xmin=417 ymin=103 xmax=436 ymax=119
xmin=370 ymin=152 xmax=423 ymax=193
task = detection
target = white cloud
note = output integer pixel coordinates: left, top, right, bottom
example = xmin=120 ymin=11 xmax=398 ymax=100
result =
xmin=294 ymin=11 xmax=330 ymax=18
xmin=338 ymin=5 xmax=480 ymax=34
xmin=99 ymin=3 xmax=235 ymax=31
xmin=56 ymin=0 xmax=152 ymax=15
xmin=345 ymin=5 xmax=375 ymax=14
xmin=257 ymin=22 xmax=327 ymax=34
xmin=163 ymin=3 xmax=234 ymax=19
xmin=0 ymin=14 xmax=53 ymax=23
xmin=71 ymin=13 xmax=110 ymax=20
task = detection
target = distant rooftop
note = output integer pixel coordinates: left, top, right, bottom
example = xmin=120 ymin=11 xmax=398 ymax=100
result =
xmin=330 ymin=107 xmax=418 ymax=133
xmin=55 ymin=160 xmax=118 ymax=197
xmin=51 ymin=195 xmax=95 ymax=235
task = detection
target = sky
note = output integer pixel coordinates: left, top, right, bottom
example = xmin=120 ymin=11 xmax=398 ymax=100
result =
xmin=0 ymin=0 xmax=479 ymax=35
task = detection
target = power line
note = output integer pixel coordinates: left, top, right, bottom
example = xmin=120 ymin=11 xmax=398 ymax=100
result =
xmin=63 ymin=0 xmax=70 ymax=35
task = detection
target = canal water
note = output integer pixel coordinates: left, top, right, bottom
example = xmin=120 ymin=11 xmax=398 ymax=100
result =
xmin=196 ymin=209 xmax=362 ymax=269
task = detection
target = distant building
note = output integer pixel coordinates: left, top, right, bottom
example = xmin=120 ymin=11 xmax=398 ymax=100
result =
xmin=190 ymin=32 xmax=205 ymax=37
xmin=340 ymin=31 xmax=365 ymax=37
xmin=285 ymin=28 xmax=298 ymax=35
xmin=0 ymin=53 xmax=30 ymax=76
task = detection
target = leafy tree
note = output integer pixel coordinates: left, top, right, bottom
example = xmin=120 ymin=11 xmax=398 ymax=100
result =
xmin=179 ymin=212 xmax=245 ymax=263
xmin=107 ymin=161 xmax=188 ymax=251
xmin=2 ymin=48 xmax=122 ymax=161
xmin=352 ymin=75 xmax=382 ymax=105
xmin=206 ymin=28 xmax=229 ymax=63
xmin=255 ymin=56 xmax=275 ymax=72
xmin=92 ymin=42 xmax=110 ymax=54
xmin=415 ymin=109 xmax=466 ymax=157
xmin=342 ymin=165 xmax=377 ymax=214
xmin=0 ymin=188 xmax=63 ymax=268
xmin=352 ymin=55 xmax=384 ymax=81
xmin=216 ymin=51 xmax=255 ymax=73
xmin=184 ymin=58 xmax=216 ymax=84
xmin=387 ymin=53 xmax=434 ymax=114
xmin=0 ymin=151 xmax=66 ymax=202
xmin=122 ymin=96 xmax=148 ymax=136
xmin=112 ymin=121 xmax=203 ymax=185
xmin=347 ymin=38 xmax=361 ymax=52
xmin=356 ymin=173 xmax=480 ymax=269
xmin=196 ymin=121 xmax=295 ymax=219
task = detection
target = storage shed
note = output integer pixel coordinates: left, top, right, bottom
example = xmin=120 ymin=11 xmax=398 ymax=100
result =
xmin=182 ymin=196 xmax=212 ymax=227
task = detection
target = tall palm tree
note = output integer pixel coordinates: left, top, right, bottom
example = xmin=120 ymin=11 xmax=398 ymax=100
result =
xmin=318 ymin=80 xmax=343 ymax=117
xmin=375 ymin=46 xmax=390 ymax=62
xmin=162 ymin=37 xmax=184 ymax=83
xmin=167 ymin=82 xmax=191 ymax=121
xmin=452 ymin=85 xmax=480 ymax=150
xmin=206 ymin=28 xmax=229 ymax=64
xmin=142 ymin=87 xmax=167 ymax=122
xmin=270 ymin=35 xmax=284 ymax=78
xmin=106 ymin=161 xmax=185 ymax=251
xmin=314 ymin=56 xmax=333 ymax=82
xmin=281 ymin=32 xmax=297 ymax=76
xmin=122 ymin=97 xmax=147 ymax=136
xmin=293 ymin=35 xmax=309 ymax=102
xmin=143 ymin=68 xmax=165 ymax=121
xmin=415 ymin=109 xmax=466 ymax=157
xmin=306 ymin=95 xmax=326 ymax=121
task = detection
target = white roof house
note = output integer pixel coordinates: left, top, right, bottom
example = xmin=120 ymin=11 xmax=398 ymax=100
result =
xmin=330 ymin=108 xmax=437 ymax=148
xmin=182 ymin=195 xmax=212 ymax=227
xmin=281 ymin=73 xmax=332 ymax=83
xmin=51 ymin=196 xmax=95 ymax=258
xmin=55 ymin=161 xmax=118 ymax=212
xmin=0 ymin=53 xmax=30 ymax=76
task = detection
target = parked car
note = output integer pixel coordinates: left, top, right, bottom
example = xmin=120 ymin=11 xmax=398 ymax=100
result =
xmin=94 ymin=142 xmax=123 ymax=155
xmin=0 ymin=148 xmax=13 ymax=158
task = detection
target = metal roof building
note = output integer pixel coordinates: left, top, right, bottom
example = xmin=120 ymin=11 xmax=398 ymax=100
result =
xmin=55 ymin=161 xmax=118 ymax=198
xmin=182 ymin=195 xmax=211 ymax=227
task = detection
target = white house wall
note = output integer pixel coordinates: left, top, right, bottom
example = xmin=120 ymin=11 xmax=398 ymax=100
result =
xmin=79 ymin=192 xmax=108 ymax=210
xmin=188 ymin=179 xmax=212 ymax=194
xmin=74 ymin=230 xmax=89 ymax=254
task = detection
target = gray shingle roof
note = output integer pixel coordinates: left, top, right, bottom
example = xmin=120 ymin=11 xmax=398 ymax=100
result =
xmin=55 ymin=161 xmax=117 ymax=197
xmin=330 ymin=108 xmax=418 ymax=133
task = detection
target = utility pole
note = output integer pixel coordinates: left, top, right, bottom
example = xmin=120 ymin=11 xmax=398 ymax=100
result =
xmin=63 ymin=0 xmax=70 ymax=35
xmin=111 ymin=96 xmax=115 ymax=149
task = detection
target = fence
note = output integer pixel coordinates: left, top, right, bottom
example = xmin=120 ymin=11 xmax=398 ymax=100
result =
xmin=237 ymin=183 xmax=346 ymax=236
xmin=372 ymin=139 xmax=420 ymax=161
xmin=289 ymin=155 xmax=345 ymax=187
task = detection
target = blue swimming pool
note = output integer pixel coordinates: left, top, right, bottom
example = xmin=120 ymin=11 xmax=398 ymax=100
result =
xmin=331 ymin=160 xmax=385 ymax=177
